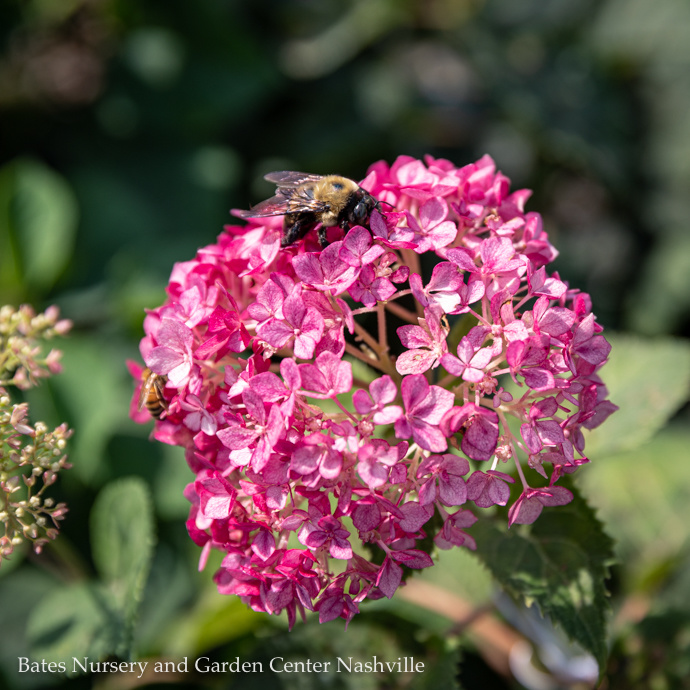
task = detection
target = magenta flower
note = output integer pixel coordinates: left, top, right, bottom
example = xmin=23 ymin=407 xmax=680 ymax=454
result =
xmin=299 ymin=515 xmax=353 ymax=560
xmin=508 ymin=486 xmax=574 ymax=526
xmin=441 ymin=403 xmax=500 ymax=462
xmin=146 ymin=317 xmax=195 ymax=387
xmin=339 ymin=226 xmax=385 ymax=267
xmin=448 ymin=235 xmax=525 ymax=298
xmin=291 ymin=434 xmax=343 ymax=481
xmin=405 ymin=197 xmax=457 ymax=252
xmin=441 ymin=325 xmax=497 ymax=383
xmin=292 ymin=242 xmax=359 ymax=294
xmin=396 ymin=306 xmax=449 ymax=375
xmin=435 ymin=509 xmax=478 ymax=550
xmin=256 ymin=285 xmax=324 ymax=359
xmin=216 ymin=388 xmax=284 ymax=472
xmin=195 ymin=301 xmax=249 ymax=359
xmin=410 ymin=262 xmax=484 ymax=314
xmin=352 ymin=375 xmax=403 ymax=425
xmin=417 ymin=454 xmax=470 ymax=506
xmin=349 ymin=264 xmax=398 ymax=306
xmin=196 ymin=472 xmax=236 ymax=519
xmin=179 ymin=393 xmax=217 ymax=435
xmin=248 ymin=274 xmax=293 ymax=323
xmin=395 ymin=374 xmax=455 ymax=452
xmin=299 ymin=352 xmax=352 ymax=398
xmin=131 ymin=153 xmax=616 ymax=625
xmin=520 ymin=397 xmax=566 ymax=456
xmin=357 ymin=439 xmax=407 ymax=488
xmin=466 ymin=470 xmax=515 ymax=508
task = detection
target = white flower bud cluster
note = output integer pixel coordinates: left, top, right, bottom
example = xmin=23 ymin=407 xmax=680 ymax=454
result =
xmin=0 ymin=305 xmax=73 ymax=566
xmin=0 ymin=304 xmax=72 ymax=389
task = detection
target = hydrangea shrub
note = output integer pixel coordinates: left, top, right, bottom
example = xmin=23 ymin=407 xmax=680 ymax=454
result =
xmin=130 ymin=154 xmax=616 ymax=627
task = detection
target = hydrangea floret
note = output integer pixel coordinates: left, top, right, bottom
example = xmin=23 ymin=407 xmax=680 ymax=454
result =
xmin=130 ymin=154 xmax=617 ymax=627
xmin=1 ymin=305 xmax=72 ymax=564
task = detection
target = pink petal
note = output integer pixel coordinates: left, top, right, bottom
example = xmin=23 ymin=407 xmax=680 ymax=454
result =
xmin=217 ymin=424 xmax=259 ymax=450
xmin=376 ymin=557 xmax=403 ymax=599
xmin=396 ymin=349 xmax=438 ymax=375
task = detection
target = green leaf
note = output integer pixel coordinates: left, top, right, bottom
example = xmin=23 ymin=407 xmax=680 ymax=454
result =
xmin=0 ymin=164 xmax=22 ymax=300
xmin=164 ymin=593 xmax=264 ymax=659
xmin=90 ymin=477 xmax=156 ymax=656
xmin=408 ymin=646 xmax=462 ymax=690
xmin=154 ymin=444 xmax=193 ymax=520
xmin=585 ymin=333 xmax=690 ymax=458
xmin=0 ymin=568 xmax=60 ymax=683
xmin=580 ymin=426 xmax=690 ymax=568
xmin=446 ymin=313 xmax=476 ymax=358
xmin=9 ymin=157 xmax=78 ymax=293
xmin=48 ymin=336 xmax=136 ymax=484
xmin=132 ymin=544 xmax=195 ymax=652
xmin=27 ymin=582 xmax=121 ymax=670
xmin=659 ymin=547 xmax=690 ymax=615
xmin=471 ymin=484 xmax=615 ymax=673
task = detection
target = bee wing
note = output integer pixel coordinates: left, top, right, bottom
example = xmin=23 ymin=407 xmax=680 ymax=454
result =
xmin=263 ymin=171 xmax=323 ymax=187
xmin=235 ymin=194 xmax=292 ymax=218
xmin=237 ymin=187 xmax=331 ymax=219
xmin=138 ymin=372 xmax=154 ymax=411
xmin=282 ymin=183 xmax=334 ymax=215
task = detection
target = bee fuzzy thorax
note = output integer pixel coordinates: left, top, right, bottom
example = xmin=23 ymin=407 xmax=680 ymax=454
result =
xmin=312 ymin=175 xmax=361 ymax=225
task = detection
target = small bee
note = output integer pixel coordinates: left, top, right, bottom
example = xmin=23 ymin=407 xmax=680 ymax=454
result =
xmin=138 ymin=368 xmax=168 ymax=420
xmin=236 ymin=171 xmax=382 ymax=247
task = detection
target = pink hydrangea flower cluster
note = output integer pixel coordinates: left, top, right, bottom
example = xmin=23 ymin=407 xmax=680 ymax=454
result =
xmin=130 ymin=154 xmax=616 ymax=627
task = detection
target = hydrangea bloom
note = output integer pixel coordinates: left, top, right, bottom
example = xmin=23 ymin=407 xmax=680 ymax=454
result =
xmin=130 ymin=154 xmax=616 ymax=627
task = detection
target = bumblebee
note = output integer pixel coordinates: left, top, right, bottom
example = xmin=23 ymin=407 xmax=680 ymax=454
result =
xmin=236 ymin=171 xmax=382 ymax=247
xmin=138 ymin=367 xmax=168 ymax=420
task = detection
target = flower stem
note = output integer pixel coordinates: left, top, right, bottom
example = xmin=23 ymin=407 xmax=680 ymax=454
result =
xmin=376 ymin=301 xmax=388 ymax=355
xmin=344 ymin=342 xmax=390 ymax=374
xmin=400 ymin=249 xmax=425 ymax=318
xmin=384 ymin=300 xmax=418 ymax=324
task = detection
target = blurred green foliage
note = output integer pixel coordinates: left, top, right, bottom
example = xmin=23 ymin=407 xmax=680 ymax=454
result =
xmin=1 ymin=0 xmax=689 ymax=688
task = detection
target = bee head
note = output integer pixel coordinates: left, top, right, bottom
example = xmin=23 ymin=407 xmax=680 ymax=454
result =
xmin=351 ymin=190 xmax=379 ymax=224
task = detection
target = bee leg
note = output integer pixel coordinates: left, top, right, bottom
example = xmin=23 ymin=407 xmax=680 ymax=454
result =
xmin=319 ymin=219 xmax=350 ymax=247
xmin=317 ymin=224 xmax=329 ymax=247
xmin=281 ymin=215 xmax=304 ymax=247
